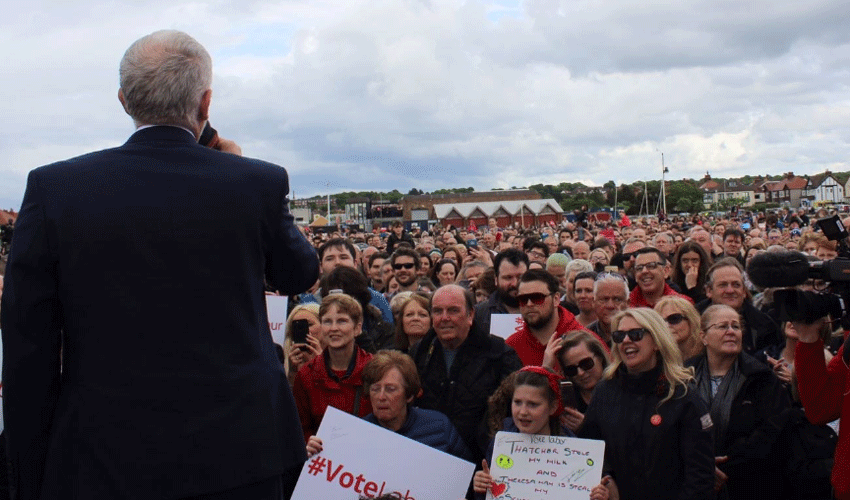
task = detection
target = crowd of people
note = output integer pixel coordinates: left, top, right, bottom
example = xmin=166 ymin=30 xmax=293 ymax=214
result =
xmin=1 ymin=27 xmax=848 ymax=500
xmin=269 ymin=208 xmax=849 ymax=499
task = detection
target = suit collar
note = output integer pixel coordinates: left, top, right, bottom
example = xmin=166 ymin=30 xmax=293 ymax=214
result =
xmin=125 ymin=125 xmax=199 ymax=146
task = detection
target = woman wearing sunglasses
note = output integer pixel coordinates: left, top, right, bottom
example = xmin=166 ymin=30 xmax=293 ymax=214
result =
xmin=655 ymin=296 xmax=704 ymax=361
xmin=542 ymin=330 xmax=611 ymax=432
xmin=688 ymin=304 xmax=791 ymax=500
xmin=579 ymin=307 xmax=715 ymax=500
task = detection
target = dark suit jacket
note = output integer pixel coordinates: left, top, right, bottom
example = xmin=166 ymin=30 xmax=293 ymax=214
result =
xmin=0 ymin=126 xmax=320 ymax=499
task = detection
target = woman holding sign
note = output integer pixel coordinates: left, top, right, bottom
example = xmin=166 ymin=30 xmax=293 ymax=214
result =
xmin=578 ymin=308 xmax=715 ymax=500
xmin=293 ymin=293 xmax=373 ymax=443
xmin=473 ymin=367 xmax=612 ymax=499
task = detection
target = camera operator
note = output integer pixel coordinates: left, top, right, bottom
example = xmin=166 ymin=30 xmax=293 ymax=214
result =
xmin=794 ymin=318 xmax=849 ymax=500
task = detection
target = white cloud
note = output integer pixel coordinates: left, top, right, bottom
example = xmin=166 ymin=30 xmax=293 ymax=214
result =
xmin=1 ymin=0 xmax=849 ymax=209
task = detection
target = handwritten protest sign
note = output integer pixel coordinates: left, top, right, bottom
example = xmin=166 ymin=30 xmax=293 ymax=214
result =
xmin=292 ymin=407 xmax=474 ymax=500
xmin=490 ymin=313 xmax=523 ymax=340
xmin=486 ymin=431 xmax=605 ymax=500
xmin=264 ymin=295 xmax=289 ymax=346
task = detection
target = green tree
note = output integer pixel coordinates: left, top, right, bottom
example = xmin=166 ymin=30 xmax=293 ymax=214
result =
xmin=666 ymin=181 xmax=705 ymax=213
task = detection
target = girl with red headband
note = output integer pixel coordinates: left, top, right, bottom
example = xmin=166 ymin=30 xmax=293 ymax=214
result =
xmin=472 ymin=366 xmax=612 ymax=500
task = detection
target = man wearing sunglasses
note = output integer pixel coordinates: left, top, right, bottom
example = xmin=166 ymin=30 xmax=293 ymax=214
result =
xmin=628 ymin=248 xmax=693 ymax=308
xmin=389 ymin=247 xmax=421 ymax=294
xmin=506 ymin=269 xmax=588 ymax=367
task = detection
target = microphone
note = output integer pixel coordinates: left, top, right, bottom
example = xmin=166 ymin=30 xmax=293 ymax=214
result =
xmin=747 ymin=250 xmax=811 ymax=288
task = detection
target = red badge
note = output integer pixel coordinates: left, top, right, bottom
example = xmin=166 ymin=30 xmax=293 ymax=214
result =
xmin=651 ymin=414 xmax=662 ymax=426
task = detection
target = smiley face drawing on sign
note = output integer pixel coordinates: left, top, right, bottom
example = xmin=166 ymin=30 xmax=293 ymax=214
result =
xmin=495 ymin=454 xmax=514 ymax=469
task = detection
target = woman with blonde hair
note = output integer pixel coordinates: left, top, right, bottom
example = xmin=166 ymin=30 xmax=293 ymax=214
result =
xmin=579 ymin=307 xmax=715 ymax=500
xmin=655 ymin=296 xmax=704 ymax=362
xmin=283 ymin=303 xmax=322 ymax=379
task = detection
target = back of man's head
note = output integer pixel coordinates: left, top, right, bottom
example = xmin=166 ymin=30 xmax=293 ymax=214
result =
xmin=120 ymin=30 xmax=212 ymax=132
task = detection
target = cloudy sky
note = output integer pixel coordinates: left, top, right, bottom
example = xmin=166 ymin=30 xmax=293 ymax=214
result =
xmin=1 ymin=0 xmax=848 ymax=210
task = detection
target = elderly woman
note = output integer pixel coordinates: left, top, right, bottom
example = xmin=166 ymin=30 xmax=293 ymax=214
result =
xmin=655 ymin=296 xmax=704 ymax=361
xmin=579 ymin=308 xmax=715 ymax=500
xmin=364 ymin=351 xmax=471 ymax=459
xmin=394 ymin=293 xmax=432 ymax=352
xmin=293 ymin=294 xmax=374 ymax=443
xmin=689 ymin=305 xmax=791 ymax=500
xmin=307 ymin=350 xmax=472 ymax=462
xmin=542 ymin=330 xmax=611 ymax=431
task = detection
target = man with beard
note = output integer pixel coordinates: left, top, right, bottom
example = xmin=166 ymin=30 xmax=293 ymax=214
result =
xmin=474 ymin=248 xmax=529 ymax=336
xmin=506 ymin=269 xmax=587 ymax=366
xmin=390 ymin=247 xmax=420 ymax=294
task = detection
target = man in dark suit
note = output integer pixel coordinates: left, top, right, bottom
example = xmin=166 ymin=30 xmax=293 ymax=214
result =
xmin=0 ymin=30 xmax=319 ymax=500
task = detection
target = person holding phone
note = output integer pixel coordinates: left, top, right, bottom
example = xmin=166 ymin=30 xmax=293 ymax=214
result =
xmin=284 ymin=303 xmax=322 ymax=380
xmin=542 ymin=330 xmax=611 ymax=432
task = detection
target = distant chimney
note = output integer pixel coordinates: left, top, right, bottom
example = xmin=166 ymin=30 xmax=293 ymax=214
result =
xmin=785 ymin=172 xmax=794 ymax=179
xmin=703 ymin=172 xmax=711 ymax=181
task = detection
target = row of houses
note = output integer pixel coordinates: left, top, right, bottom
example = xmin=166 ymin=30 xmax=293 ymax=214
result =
xmin=699 ymin=171 xmax=846 ymax=209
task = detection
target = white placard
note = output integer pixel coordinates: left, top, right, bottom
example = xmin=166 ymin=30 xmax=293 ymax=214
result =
xmin=489 ymin=313 xmax=523 ymax=340
xmin=292 ymin=406 xmax=475 ymax=500
xmin=265 ymin=294 xmax=289 ymax=346
xmin=486 ymin=431 xmax=605 ymax=500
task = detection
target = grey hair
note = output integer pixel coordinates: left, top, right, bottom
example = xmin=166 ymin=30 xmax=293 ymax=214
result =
xmin=565 ymin=259 xmax=593 ymax=275
xmin=593 ymin=273 xmax=629 ymax=298
xmin=119 ymin=30 xmax=212 ymax=131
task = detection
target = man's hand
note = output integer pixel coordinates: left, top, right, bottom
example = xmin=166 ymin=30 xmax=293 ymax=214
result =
xmin=213 ymin=136 xmax=242 ymax=155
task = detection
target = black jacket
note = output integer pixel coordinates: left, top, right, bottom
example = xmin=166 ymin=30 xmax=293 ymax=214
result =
xmin=688 ymin=352 xmax=792 ymax=500
xmin=696 ymin=298 xmax=781 ymax=363
xmin=578 ymin=363 xmax=715 ymax=500
xmin=473 ymin=291 xmax=510 ymax=338
xmin=410 ymin=321 xmax=522 ymax=462
xmin=386 ymin=230 xmax=414 ymax=255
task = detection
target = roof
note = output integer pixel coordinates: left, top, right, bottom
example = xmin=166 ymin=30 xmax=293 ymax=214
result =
xmin=0 ymin=209 xmax=16 ymax=225
xmin=808 ymin=172 xmax=838 ymax=188
xmin=433 ymin=199 xmax=562 ymax=219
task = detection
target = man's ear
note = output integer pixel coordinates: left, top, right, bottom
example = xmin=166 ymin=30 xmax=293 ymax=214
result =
xmin=198 ymin=89 xmax=212 ymax=122
xmin=118 ymin=89 xmax=130 ymax=115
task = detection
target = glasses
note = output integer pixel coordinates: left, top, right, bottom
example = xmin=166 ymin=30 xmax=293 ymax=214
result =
xmin=393 ymin=262 xmax=415 ymax=270
xmin=634 ymin=261 xmax=665 ymax=273
xmin=707 ymin=322 xmax=742 ymax=332
xmin=516 ymin=292 xmax=552 ymax=306
xmin=563 ymin=357 xmax=595 ymax=377
xmin=612 ymin=327 xmax=649 ymax=343
xmin=621 ymin=251 xmax=638 ymax=260
xmin=664 ymin=313 xmax=687 ymax=326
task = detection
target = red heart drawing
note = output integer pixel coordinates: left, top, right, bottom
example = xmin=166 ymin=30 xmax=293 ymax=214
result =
xmin=491 ymin=482 xmax=507 ymax=497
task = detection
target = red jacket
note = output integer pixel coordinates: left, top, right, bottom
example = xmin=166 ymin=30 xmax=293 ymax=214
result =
xmin=796 ymin=336 xmax=850 ymax=500
xmin=292 ymin=346 xmax=373 ymax=442
xmin=629 ymin=283 xmax=693 ymax=308
xmin=507 ymin=306 xmax=595 ymax=367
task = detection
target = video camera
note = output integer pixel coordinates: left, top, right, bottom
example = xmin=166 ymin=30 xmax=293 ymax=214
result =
xmin=747 ymin=215 xmax=850 ymax=327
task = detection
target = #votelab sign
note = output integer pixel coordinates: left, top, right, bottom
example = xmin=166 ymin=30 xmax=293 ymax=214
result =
xmin=291 ymin=407 xmax=475 ymax=500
